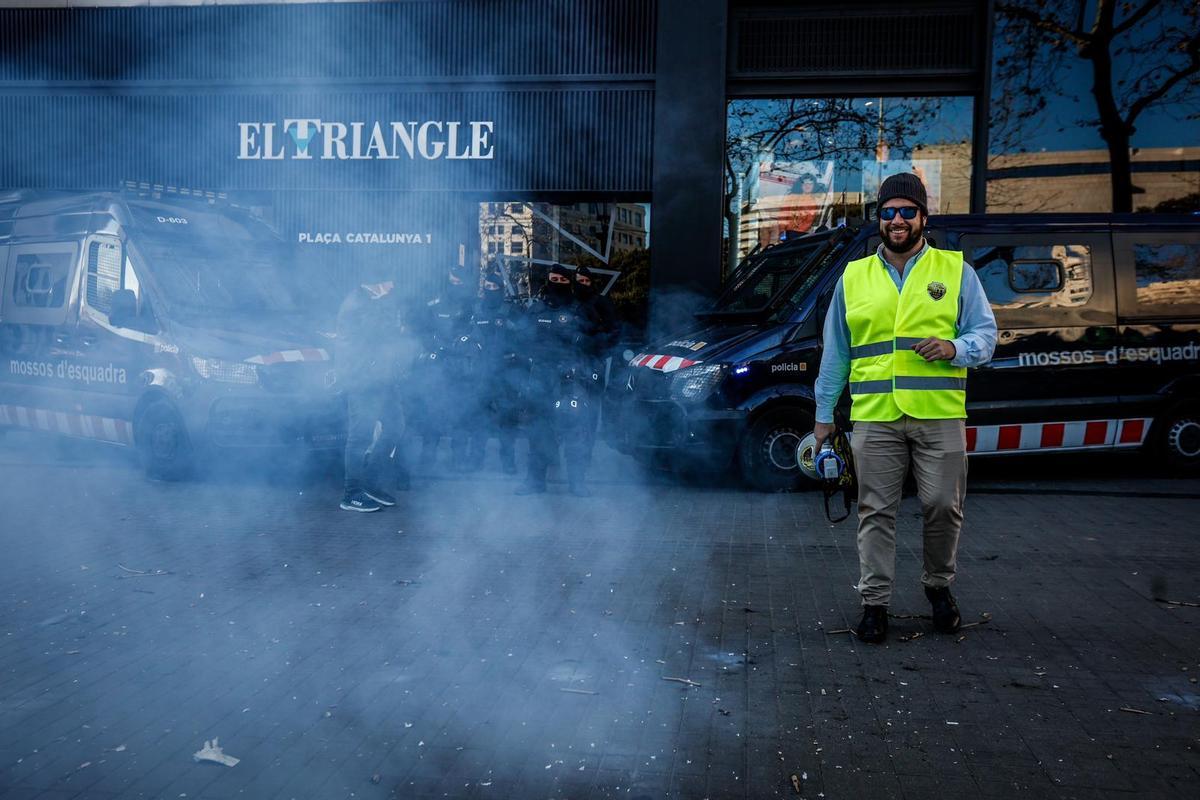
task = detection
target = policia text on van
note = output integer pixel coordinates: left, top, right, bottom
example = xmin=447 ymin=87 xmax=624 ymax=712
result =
xmin=0 ymin=191 xmax=343 ymax=478
xmin=604 ymin=213 xmax=1200 ymax=490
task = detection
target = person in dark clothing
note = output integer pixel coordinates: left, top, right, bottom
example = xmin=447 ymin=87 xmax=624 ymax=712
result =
xmin=469 ymin=261 xmax=523 ymax=473
xmin=412 ymin=264 xmax=476 ymax=471
xmin=515 ymin=264 xmax=611 ymax=497
xmin=336 ymin=280 xmax=416 ymax=512
xmin=574 ymin=265 xmax=620 ymax=356
xmin=571 ymin=265 xmax=620 ymax=478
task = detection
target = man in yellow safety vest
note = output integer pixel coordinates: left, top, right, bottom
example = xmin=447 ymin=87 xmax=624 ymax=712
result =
xmin=813 ymin=172 xmax=996 ymax=644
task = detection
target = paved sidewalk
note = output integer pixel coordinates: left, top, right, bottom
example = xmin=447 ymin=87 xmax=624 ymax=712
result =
xmin=0 ymin=437 xmax=1197 ymax=799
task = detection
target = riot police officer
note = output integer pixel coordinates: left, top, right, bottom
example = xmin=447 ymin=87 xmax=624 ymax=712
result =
xmin=469 ymin=260 xmax=522 ymax=473
xmin=411 ymin=263 xmax=476 ymax=471
xmin=515 ymin=264 xmax=610 ymax=497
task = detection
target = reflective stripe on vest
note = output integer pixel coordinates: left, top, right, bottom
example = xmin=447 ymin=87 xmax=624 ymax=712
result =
xmin=842 ymin=247 xmax=967 ymax=421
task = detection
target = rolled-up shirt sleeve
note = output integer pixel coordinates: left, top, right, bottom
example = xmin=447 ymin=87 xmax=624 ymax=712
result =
xmin=814 ymin=277 xmax=851 ymax=424
xmin=950 ymin=261 xmax=997 ymax=368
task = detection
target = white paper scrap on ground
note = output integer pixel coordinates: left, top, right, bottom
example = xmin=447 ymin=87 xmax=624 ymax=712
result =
xmin=193 ymin=738 xmax=240 ymax=767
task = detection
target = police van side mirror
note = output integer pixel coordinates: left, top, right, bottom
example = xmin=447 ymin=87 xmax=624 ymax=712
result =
xmin=109 ymin=289 xmax=137 ymax=328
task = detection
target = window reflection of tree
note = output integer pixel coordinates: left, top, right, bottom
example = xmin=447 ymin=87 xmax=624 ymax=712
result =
xmin=724 ymin=98 xmax=952 ymax=277
xmin=1134 ymin=244 xmax=1200 ymax=305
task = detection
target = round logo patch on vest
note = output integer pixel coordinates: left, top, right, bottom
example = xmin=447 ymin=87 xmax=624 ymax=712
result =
xmin=927 ymin=281 xmax=947 ymax=301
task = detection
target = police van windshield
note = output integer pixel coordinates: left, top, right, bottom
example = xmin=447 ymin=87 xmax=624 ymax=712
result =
xmin=127 ymin=203 xmax=301 ymax=317
xmin=703 ymin=230 xmax=839 ymax=318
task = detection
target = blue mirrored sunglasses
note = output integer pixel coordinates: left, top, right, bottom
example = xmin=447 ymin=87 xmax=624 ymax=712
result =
xmin=879 ymin=206 xmax=920 ymax=221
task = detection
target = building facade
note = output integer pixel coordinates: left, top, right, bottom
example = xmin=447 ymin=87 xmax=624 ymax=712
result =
xmin=1 ymin=0 xmax=1196 ymax=322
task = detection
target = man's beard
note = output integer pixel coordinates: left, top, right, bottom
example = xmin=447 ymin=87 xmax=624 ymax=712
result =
xmin=881 ymin=221 xmax=923 ymax=255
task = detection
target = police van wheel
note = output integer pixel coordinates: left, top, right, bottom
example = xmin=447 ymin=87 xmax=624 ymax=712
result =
xmin=135 ymin=400 xmax=193 ymax=481
xmin=739 ymin=406 xmax=814 ymax=492
xmin=1159 ymin=401 xmax=1200 ymax=473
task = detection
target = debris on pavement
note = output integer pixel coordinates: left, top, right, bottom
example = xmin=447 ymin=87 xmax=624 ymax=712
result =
xmin=371 ymin=773 xmax=382 ymax=784
xmin=1155 ymin=597 xmax=1200 ymax=608
xmin=116 ymin=563 xmax=172 ymax=579
xmin=824 ymin=628 xmax=852 ymax=635
xmin=898 ymin=632 xmax=924 ymax=642
xmin=193 ymin=738 xmax=240 ymax=767
xmin=559 ymin=688 xmax=597 ymax=695
xmin=790 ymin=773 xmax=802 ymax=794
xmin=662 ymin=677 xmax=702 ymax=687
xmin=959 ymin=612 xmax=994 ymax=630
xmin=1119 ymin=706 xmax=1152 ymax=716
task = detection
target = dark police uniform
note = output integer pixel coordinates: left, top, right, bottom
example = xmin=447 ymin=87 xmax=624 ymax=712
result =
xmin=517 ymin=266 xmax=615 ymax=495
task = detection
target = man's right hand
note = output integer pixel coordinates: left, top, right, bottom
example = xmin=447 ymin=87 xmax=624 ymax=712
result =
xmin=813 ymin=421 xmax=835 ymax=453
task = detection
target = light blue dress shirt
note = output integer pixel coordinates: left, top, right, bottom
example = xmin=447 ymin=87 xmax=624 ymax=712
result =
xmin=814 ymin=241 xmax=998 ymax=424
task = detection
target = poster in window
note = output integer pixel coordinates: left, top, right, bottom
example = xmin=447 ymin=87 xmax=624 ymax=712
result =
xmin=748 ymin=159 xmax=835 ymax=248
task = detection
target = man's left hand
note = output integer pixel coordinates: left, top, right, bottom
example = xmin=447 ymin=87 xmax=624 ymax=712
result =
xmin=912 ymin=337 xmax=956 ymax=362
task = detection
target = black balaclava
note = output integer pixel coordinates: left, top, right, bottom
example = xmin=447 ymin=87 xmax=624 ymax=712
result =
xmin=481 ymin=264 xmax=505 ymax=311
xmin=544 ymin=265 xmax=573 ymax=307
xmin=573 ymin=265 xmax=596 ymax=302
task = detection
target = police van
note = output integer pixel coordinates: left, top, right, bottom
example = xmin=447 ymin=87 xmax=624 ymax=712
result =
xmin=604 ymin=214 xmax=1200 ymax=490
xmin=0 ymin=190 xmax=343 ymax=478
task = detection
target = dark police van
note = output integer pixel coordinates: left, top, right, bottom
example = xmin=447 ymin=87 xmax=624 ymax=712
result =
xmin=0 ymin=190 xmax=343 ymax=478
xmin=605 ymin=214 xmax=1200 ymax=490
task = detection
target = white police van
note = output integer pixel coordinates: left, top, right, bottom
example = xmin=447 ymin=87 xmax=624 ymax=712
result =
xmin=0 ymin=190 xmax=343 ymax=478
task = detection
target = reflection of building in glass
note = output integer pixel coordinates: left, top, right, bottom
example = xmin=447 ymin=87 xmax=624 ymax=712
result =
xmin=478 ymin=202 xmax=648 ymax=266
xmin=987 ymin=147 xmax=1200 ymax=213
xmin=479 ymin=202 xmax=534 ymax=261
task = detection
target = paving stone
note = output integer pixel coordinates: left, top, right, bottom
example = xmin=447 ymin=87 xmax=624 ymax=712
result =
xmin=0 ymin=447 xmax=1196 ymax=799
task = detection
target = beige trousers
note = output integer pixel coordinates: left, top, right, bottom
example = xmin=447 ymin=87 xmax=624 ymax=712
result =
xmin=850 ymin=416 xmax=968 ymax=606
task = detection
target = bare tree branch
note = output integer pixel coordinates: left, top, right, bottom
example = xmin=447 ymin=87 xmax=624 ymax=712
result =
xmin=1124 ymin=35 xmax=1200 ymax=125
xmin=995 ymin=2 xmax=1089 ymax=45
xmin=1113 ymin=0 xmax=1165 ymax=37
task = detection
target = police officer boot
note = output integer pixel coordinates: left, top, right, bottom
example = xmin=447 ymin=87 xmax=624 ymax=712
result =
xmin=515 ymin=466 xmax=547 ymax=495
xmin=392 ymin=461 xmax=412 ymax=492
xmin=567 ymin=468 xmax=591 ymax=498
xmin=499 ymin=437 xmax=517 ymax=474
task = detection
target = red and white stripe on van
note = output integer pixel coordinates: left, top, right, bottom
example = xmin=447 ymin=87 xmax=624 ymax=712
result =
xmin=0 ymin=404 xmax=134 ymax=445
xmin=629 ymin=353 xmax=699 ymax=373
xmin=966 ymin=418 xmax=1150 ymax=454
xmin=244 ymin=348 xmax=330 ymax=366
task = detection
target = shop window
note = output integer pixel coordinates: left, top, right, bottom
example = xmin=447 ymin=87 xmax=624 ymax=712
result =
xmin=970 ymin=244 xmax=1094 ymax=310
xmin=1132 ymin=242 xmax=1200 ymax=308
xmin=724 ymin=96 xmax=973 ymax=279
xmin=478 ymin=200 xmax=652 ymax=329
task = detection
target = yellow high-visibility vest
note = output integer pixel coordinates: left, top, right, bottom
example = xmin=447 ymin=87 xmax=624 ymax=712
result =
xmin=842 ymin=247 xmax=967 ymax=421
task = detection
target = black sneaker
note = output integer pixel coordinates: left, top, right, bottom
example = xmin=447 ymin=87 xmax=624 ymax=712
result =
xmin=925 ymin=586 xmax=961 ymax=633
xmin=854 ymin=605 xmax=889 ymax=644
xmin=340 ymin=491 xmax=382 ymax=513
xmin=364 ymin=487 xmax=397 ymax=507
